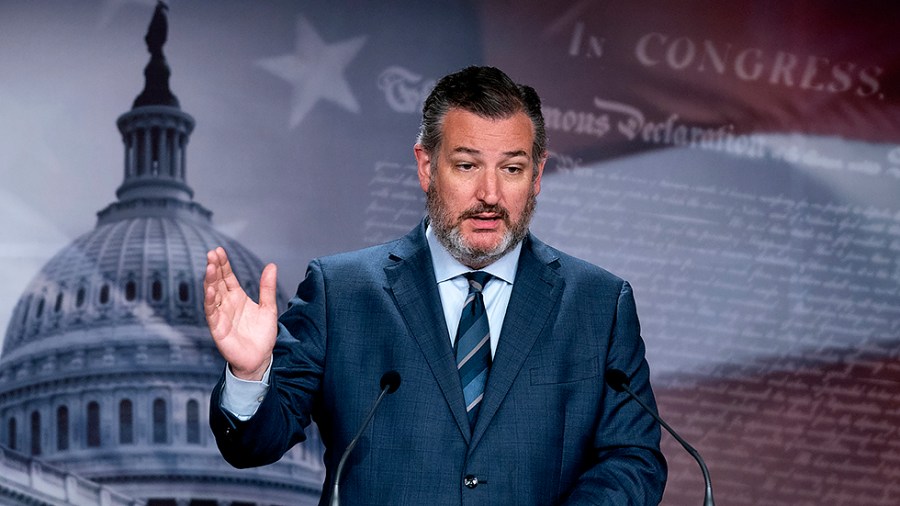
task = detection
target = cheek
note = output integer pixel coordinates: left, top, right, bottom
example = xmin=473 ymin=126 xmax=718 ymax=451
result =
xmin=438 ymin=184 xmax=474 ymax=212
xmin=503 ymin=190 xmax=532 ymax=214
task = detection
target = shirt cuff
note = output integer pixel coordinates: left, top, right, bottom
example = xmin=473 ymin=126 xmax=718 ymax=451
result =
xmin=221 ymin=357 xmax=272 ymax=421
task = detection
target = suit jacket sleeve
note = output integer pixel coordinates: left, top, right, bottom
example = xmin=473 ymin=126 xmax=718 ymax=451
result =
xmin=561 ymin=280 xmax=667 ymax=505
xmin=209 ymin=259 xmax=328 ymax=468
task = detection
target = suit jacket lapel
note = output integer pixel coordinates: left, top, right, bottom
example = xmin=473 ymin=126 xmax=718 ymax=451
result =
xmin=470 ymin=234 xmax=563 ymax=448
xmin=384 ymin=222 xmax=473 ymax=442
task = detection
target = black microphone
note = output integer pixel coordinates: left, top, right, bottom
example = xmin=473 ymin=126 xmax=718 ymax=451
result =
xmin=606 ymin=369 xmax=714 ymax=506
xmin=330 ymin=370 xmax=402 ymax=506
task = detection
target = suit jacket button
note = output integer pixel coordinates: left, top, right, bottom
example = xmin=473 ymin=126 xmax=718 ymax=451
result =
xmin=463 ymin=475 xmax=478 ymax=489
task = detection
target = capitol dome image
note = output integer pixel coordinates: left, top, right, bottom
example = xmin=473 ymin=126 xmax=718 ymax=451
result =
xmin=0 ymin=4 xmax=323 ymax=505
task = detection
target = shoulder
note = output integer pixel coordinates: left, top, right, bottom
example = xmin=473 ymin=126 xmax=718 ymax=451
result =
xmin=309 ymin=241 xmax=396 ymax=284
xmin=526 ymin=233 xmax=627 ymax=290
xmin=311 ymin=222 xmax=428 ymax=278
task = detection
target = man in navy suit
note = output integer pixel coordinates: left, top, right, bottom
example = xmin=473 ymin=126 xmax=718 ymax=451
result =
xmin=205 ymin=66 xmax=666 ymax=505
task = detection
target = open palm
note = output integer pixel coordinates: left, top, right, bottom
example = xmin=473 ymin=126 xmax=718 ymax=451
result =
xmin=203 ymin=247 xmax=278 ymax=381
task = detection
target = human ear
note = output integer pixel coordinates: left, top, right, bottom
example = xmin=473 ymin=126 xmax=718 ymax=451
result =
xmin=532 ymin=154 xmax=547 ymax=195
xmin=414 ymin=144 xmax=433 ymax=192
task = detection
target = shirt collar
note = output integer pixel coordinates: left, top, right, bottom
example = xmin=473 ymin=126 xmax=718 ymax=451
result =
xmin=426 ymin=224 xmax=522 ymax=285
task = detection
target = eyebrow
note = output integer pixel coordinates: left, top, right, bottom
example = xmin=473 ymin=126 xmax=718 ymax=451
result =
xmin=452 ymin=147 xmax=530 ymax=159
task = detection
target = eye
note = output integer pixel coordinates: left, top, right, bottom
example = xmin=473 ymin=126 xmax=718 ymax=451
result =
xmin=503 ymin=165 xmax=524 ymax=174
xmin=456 ymin=163 xmax=475 ymax=171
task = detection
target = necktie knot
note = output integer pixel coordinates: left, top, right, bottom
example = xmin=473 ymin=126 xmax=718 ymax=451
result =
xmin=464 ymin=271 xmax=492 ymax=294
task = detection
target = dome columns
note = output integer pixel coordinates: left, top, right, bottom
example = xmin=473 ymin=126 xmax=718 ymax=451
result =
xmin=116 ymin=106 xmax=195 ymax=203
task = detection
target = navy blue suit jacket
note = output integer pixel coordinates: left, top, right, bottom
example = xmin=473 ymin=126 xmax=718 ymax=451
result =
xmin=210 ymin=222 xmax=666 ymax=505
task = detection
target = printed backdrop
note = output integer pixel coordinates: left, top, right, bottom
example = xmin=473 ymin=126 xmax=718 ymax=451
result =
xmin=2 ymin=1 xmax=898 ymax=504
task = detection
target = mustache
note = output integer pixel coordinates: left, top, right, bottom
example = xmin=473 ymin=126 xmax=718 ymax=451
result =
xmin=458 ymin=204 xmax=510 ymax=223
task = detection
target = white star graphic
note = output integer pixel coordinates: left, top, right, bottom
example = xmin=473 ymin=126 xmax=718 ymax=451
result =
xmin=257 ymin=16 xmax=367 ymax=128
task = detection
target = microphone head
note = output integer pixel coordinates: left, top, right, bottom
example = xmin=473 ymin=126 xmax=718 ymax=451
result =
xmin=380 ymin=370 xmax=401 ymax=394
xmin=605 ymin=369 xmax=630 ymax=392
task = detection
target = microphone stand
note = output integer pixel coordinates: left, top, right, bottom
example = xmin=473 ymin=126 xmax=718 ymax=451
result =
xmin=609 ymin=371 xmax=714 ymax=506
xmin=330 ymin=371 xmax=400 ymax=506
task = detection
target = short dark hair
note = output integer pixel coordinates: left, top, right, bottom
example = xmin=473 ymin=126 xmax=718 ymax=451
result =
xmin=417 ymin=66 xmax=547 ymax=168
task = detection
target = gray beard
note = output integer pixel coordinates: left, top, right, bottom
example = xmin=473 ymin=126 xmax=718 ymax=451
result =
xmin=425 ymin=184 xmax=536 ymax=269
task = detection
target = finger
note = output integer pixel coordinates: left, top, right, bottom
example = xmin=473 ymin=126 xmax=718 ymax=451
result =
xmin=205 ymin=249 xmax=229 ymax=291
xmin=203 ymin=251 xmax=226 ymax=313
xmin=213 ymin=246 xmax=243 ymax=292
xmin=258 ymin=263 xmax=278 ymax=313
xmin=204 ymin=251 xmax=220 ymax=291
xmin=203 ymin=283 xmax=219 ymax=318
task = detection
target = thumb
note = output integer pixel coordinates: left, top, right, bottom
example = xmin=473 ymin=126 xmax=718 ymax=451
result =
xmin=258 ymin=263 xmax=278 ymax=312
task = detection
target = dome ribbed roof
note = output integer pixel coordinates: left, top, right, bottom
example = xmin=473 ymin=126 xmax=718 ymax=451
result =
xmin=1 ymin=215 xmax=271 ymax=361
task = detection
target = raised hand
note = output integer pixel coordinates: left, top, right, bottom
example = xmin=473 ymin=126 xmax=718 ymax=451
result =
xmin=203 ymin=247 xmax=278 ymax=381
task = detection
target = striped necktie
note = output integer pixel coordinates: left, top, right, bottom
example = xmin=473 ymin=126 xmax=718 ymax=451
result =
xmin=455 ymin=271 xmax=492 ymax=428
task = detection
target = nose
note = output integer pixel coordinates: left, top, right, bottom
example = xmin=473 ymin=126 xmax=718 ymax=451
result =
xmin=475 ymin=168 xmax=500 ymax=204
